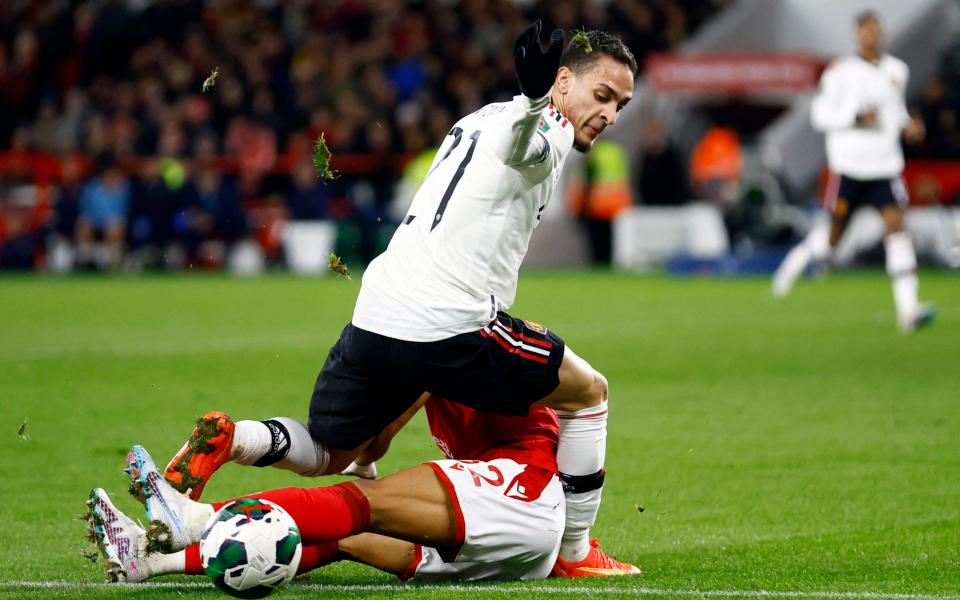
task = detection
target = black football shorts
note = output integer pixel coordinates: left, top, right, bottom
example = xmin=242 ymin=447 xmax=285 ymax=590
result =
xmin=307 ymin=312 xmax=565 ymax=449
xmin=825 ymin=173 xmax=909 ymax=216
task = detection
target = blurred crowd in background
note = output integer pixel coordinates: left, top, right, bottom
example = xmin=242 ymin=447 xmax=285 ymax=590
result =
xmin=0 ymin=0 xmax=724 ymax=271
xmin=1 ymin=0 xmax=958 ymax=272
xmin=907 ymin=44 xmax=960 ymax=160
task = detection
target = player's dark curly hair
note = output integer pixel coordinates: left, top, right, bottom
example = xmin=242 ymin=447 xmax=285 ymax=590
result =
xmin=560 ymin=30 xmax=638 ymax=77
xmin=855 ymin=9 xmax=881 ymax=26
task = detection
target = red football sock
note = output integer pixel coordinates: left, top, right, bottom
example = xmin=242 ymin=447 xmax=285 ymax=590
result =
xmin=184 ymin=544 xmax=204 ymax=575
xmin=181 ymin=537 xmax=339 ymax=576
xmin=211 ymin=483 xmax=370 ymax=544
xmin=297 ymin=541 xmax=341 ymax=574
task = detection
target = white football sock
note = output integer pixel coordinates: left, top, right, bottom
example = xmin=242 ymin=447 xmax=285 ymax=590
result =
xmin=145 ymin=549 xmax=186 ymax=577
xmin=555 ymin=401 xmax=607 ymax=562
xmin=773 ymin=221 xmax=830 ymax=298
xmin=885 ymin=232 xmax=920 ymax=328
xmin=231 ymin=417 xmax=330 ymax=476
xmin=181 ymin=499 xmax=215 ymax=544
xmin=807 ymin=220 xmax=831 ymax=262
xmin=562 ymin=487 xmax=603 ymax=561
xmin=230 ymin=420 xmax=273 ymax=465
xmin=773 ymin=244 xmax=810 ymax=298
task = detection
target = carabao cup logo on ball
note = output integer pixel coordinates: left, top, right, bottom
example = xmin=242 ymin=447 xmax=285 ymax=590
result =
xmin=200 ymin=498 xmax=302 ymax=599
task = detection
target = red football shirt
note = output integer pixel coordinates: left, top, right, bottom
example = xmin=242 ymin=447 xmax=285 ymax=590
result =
xmin=425 ymin=395 xmax=559 ymax=473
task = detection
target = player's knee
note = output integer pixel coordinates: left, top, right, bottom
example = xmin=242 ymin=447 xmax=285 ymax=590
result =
xmin=539 ymin=356 xmax=608 ymax=411
xmin=882 ymin=208 xmax=904 ymax=233
xmin=593 ymin=371 xmax=609 ymax=404
xmin=573 ymin=370 xmax=607 ymax=408
xmin=569 ymin=369 xmax=607 ymax=410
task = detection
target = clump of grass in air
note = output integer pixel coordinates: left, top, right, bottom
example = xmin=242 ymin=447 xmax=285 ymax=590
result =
xmin=312 ymin=133 xmax=337 ymax=181
xmin=571 ymin=29 xmax=592 ymax=53
xmin=202 ymin=66 xmax=219 ymax=92
xmin=328 ymin=253 xmax=351 ymax=280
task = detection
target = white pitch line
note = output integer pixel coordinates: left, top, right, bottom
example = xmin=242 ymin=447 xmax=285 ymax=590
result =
xmin=2 ymin=581 xmax=958 ymax=599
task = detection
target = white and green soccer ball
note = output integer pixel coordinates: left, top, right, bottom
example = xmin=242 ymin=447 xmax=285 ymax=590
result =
xmin=199 ymin=498 xmax=302 ymax=598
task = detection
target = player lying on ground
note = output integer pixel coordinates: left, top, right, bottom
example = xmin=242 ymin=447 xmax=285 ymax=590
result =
xmin=156 ymin=20 xmax=637 ymax=572
xmin=87 ymin=394 xmax=639 ymax=582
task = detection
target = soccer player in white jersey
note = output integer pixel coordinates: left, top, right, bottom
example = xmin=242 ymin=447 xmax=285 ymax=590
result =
xmin=772 ymin=10 xmax=935 ymax=333
xmin=161 ymin=21 xmax=639 ymax=575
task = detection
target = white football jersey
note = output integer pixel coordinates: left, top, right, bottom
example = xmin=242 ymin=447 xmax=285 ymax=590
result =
xmin=353 ymin=94 xmax=575 ymax=341
xmin=811 ymin=54 xmax=910 ymax=179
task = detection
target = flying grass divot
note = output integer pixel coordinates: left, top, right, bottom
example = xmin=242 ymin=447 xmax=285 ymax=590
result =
xmin=312 ymin=133 xmax=337 ymax=181
xmin=571 ymin=29 xmax=593 ymax=53
xmin=202 ymin=67 xmax=219 ymax=93
xmin=328 ymin=253 xmax=351 ymax=280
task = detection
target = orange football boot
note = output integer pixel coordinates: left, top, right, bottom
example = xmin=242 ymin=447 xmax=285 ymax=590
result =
xmin=552 ymin=539 xmax=641 ymax=577
xmin=163 ymin=411 xmax=235 ymax=500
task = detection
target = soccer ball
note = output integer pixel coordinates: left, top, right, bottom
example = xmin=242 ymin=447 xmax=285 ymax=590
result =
xmin=199 ymin=498 xmax=302 ymax=598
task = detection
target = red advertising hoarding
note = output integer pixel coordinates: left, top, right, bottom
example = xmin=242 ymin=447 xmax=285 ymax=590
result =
xmin=646 ymin=53 xmax=826 ymax=95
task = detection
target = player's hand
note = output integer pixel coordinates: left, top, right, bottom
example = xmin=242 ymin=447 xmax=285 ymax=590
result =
xmin=340 ymin=461 xmax=378 ymax=480
xmin=904 ymin=114 xmax=926 ymax=144
xmin=855 ymin=106 xmax=879 ymax=128
xmin=513 ymin=19 xmax=564 ymax=99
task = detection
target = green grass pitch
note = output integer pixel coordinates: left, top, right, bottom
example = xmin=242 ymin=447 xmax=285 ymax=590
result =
xmin=0 ymin=270 xmax=957 ymax=599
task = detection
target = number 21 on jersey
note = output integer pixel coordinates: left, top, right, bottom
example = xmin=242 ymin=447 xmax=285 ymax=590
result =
xmin=407 ymin=127 xmax=482 ymax=232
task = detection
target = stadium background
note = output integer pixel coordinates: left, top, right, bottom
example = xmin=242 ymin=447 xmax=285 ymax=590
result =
xmin=0 ymin=1 xmax=958 ymax=598
xmin=2 ymin=0 xmax=958 ymax=273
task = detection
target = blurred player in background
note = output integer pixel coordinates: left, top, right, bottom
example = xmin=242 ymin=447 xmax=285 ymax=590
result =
xmin=87 ymin=394 xmax=638 ymax=583
xmin=158 ymin=20 xmax=639 ymax=575
xmin=772 ymin=10 xmax=935 ymax=333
